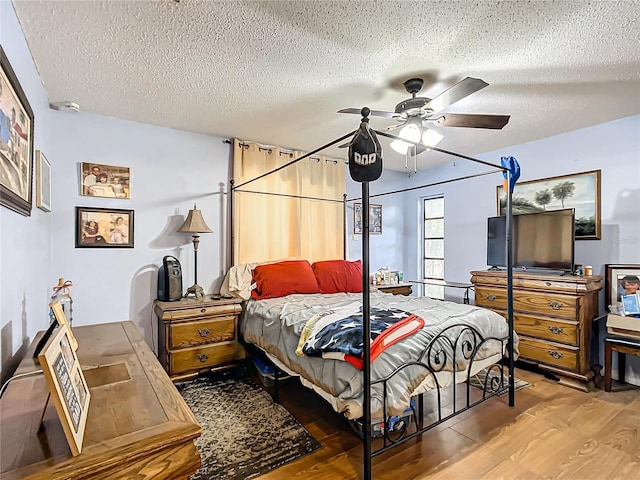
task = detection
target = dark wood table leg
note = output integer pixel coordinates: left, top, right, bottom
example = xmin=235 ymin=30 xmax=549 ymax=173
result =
xmin=618 ymin=350 xmax=626 ymax=385
xmin=604 ymin=341 xmax=612 ymax=392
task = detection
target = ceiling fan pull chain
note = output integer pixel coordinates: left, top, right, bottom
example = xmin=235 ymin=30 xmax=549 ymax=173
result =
xmin=405 ymin=150 xmax=409 ymax=170
xmin=414 ymin=146 xmax=418 ymax=174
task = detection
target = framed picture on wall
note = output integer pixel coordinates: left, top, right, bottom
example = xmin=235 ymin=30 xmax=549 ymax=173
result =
xmin=80 ymin=162 xmax=130 ymax=198
xmin=0 ymin=46 xmax=35 ymax=217
xmin=75 ymin=206 xmax=134 ymax=248
xmin=496 ymin=170 xmax=601 ymax=240
xmin=36 ymin=150 xmax=52 ymax=212
xmin=354 ymin=203 xmax=382 ymax=235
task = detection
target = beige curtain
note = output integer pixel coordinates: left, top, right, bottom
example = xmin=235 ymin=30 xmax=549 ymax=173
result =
xmin=232 ymin=139 xmax=346 ymax=265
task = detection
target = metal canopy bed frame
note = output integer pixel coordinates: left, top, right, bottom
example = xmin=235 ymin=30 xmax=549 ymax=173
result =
xmin=229 ymin=121 xmax=516 ymax=480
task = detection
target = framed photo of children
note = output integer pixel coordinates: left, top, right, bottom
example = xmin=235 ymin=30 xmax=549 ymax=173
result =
xmin=354 ymin=203 xmax=382 ymax=235
xmin=38 ymin=322 xmax=91 ymax=456
xmin=605 ymin=264 xmax=640 ymax=308
xmin=1 ymin=46 xmax=35 ymax=217
xmin=80 ymin=162 xmax=130 ymax=198
xmin=75 ymin=206 xmax=134 ymax=248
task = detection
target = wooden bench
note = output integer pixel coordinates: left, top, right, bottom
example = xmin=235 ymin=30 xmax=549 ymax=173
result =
xmin=604 ymin=335 xmax=640 ymax=392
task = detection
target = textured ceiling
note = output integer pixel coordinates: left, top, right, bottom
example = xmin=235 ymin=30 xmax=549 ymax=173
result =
xmin=12 ymin=0 xmax=640 ymax=171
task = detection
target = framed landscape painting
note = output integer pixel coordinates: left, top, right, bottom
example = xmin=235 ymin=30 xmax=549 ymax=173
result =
xmin=0 ymin=46 xmax=35 ymax=216
xmin=75 ymin=206 xmax=134 ymax=248
xmin=497 ymin=170 xmax=601 ymax=239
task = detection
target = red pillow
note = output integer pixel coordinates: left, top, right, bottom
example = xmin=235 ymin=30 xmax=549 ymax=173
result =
xmin=251 ymin=260 xmax=319 ymax=300
xmin=311 ymin=259 xmax=363 ymax=294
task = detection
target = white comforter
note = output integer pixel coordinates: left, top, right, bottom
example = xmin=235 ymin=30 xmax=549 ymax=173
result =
xmin=241 ymin=292 xmax=517 ymax=419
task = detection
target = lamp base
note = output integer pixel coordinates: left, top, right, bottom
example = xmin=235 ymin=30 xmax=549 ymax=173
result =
xmin=183 ymin=283 xmax=205 ymax=299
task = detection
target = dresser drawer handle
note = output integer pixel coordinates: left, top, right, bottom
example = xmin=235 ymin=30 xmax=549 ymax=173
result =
xmin=549 ymin=326 xmax=564 ymax=335
xmin=197 ymin=353 xmax=209 ymax=362
xmin=486 ymin=294 xmax=497 ymax=301
xmin=548 ymin=350 xmax=563 ymax=359
xmin=549 ymin=301 xmax=563 ymax=310
xmin=198 ymin=328 xmax=210 ymax=337
xmin=200 ymin=308 xmax=207 ymax=313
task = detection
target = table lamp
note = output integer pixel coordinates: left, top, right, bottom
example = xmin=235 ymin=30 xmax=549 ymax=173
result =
xmin=178 ymin=204 xmax=212 ymax=298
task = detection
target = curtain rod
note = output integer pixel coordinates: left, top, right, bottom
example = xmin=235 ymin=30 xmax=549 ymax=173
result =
xmin=223 ymin=139 xmax=347 ymax=164
xmin=232 ymin=130 xmax=356 ymax=190
xmin=345 ymin=169 xmax=500 ymax=202
xmin=234 ymin=188 xmax=344 ymax=203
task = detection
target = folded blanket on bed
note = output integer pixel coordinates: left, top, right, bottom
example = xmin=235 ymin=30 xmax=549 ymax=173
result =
xmin=296 ymin=302 xmax=425 ymax=369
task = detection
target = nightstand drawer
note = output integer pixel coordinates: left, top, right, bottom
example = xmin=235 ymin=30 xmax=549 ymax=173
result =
xmin=170 ymin=343 xmax=244 ymax=375
xmin=169 ymin=316 xmax=236 ymax=349
xmin=161 ymin=303 xmax=241 ymax=321
xmin=519 ymin=336 xmax=578 ymax=372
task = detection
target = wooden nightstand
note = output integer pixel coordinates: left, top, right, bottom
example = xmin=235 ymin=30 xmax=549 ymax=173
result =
xmin=374 ymin=283 xmax=413 ymax=296
xmin=154 ymin=295 xmax=246 ymax=381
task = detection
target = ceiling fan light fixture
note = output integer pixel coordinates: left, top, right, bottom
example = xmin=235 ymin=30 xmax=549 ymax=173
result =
xmin=421 ymin=129 xmax=444 ymax=148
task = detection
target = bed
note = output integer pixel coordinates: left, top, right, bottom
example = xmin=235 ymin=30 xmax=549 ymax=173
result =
xmin=228 ymin=117 xmax=519 ymax=477
xmin=240 ymin=288 xmax=516 ymax=420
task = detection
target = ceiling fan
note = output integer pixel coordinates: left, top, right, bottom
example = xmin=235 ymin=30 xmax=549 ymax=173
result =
xmin=338 ymin=77 xmax=510 ymax=154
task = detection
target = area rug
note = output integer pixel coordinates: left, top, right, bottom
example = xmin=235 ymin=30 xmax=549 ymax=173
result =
xmin=176 ymin=373 xmax=322 ymax=480
xmin=469 ymin=368 xmax=530 ymax=395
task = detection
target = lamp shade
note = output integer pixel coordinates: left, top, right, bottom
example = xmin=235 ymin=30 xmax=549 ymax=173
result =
xmin=178 ymin=204 xmax=213 ymax=234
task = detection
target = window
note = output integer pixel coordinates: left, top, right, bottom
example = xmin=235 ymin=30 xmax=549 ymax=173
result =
xmin=423 ymin=196 xmax=445 ymax=299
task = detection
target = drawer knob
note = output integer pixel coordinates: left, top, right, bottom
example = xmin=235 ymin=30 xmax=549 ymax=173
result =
xmin=546 ymin=281 xmax=552 ymax=286
xmin=486 ymin=294 xmax=496 ymax=301
xmin=200 ymin=308 xmax=207 ymax=313
xmin=198 ymin=328 xmax=210 ymax=337
xmin=548 ymin=350 xmax=563 ymax=359
xmin=549 ymin=326 xmax=564 ymax=335
xmin=197 ymin=353 xmax=209 ymax=362
xmin=549 ymin=301 xmax=563 ymax=310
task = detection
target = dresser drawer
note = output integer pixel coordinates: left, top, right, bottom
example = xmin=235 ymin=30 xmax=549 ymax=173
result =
xmin=161 ymin=303 xmax=241 ymax=321
xmin=514 ymin=313 xmax=578 ymax=345
xmin=475 ymin=286 xmax=579 ymax=319
xmin=170 ymin=343 xmax=244 ymax=375
xmin=169 ymin=316 xmax=236 ymax=349
xmin=518 ymin=336 xmax=578 ymax=372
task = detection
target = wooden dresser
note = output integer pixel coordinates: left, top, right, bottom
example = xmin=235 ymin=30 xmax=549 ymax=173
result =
xmin=470 ymin=270 xmax=603 ymax=391
xmin=0 ymin=321 xmax=201 ymax=479
xmin=155 ymin=295 xmax=245 ymax=380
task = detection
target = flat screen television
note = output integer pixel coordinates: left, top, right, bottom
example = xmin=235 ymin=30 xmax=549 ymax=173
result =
xmin=487 ymin=209 xmax=575 ymax=272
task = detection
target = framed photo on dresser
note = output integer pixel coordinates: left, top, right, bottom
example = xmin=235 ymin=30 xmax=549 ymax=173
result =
xmin=38 ymin=322 xmax=90 ymax=456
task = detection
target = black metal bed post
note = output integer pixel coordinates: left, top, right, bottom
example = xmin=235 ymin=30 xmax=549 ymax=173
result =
xmin=343 ymin=194 xmax=347 ymax=260
xmin=229 ymin=179 xmax=235 ymax=267
xmin=362 ymin=182 xmax=372 ymax=480
xmin=506 ymin=171 xmax=515 ymax=407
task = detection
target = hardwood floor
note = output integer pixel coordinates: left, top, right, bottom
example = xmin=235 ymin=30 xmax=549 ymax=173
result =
xmin=255 ymin=369 xmax=640 ymax=480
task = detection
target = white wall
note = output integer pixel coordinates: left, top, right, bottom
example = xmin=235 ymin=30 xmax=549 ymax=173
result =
xmin=0 ymin=0 xmax=55 ymax=383
xmin=0 ymin=1 xmax=232 ymax=382
xmin=48 ymin=112 xmax=231 ymax=351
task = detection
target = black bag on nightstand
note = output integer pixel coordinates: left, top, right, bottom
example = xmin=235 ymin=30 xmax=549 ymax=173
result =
xmin=157 ymin=255 xmax=182 ymax=301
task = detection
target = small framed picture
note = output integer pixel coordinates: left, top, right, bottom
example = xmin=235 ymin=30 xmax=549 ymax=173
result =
xmin=75 ymin=206 xmax=134 ymax=248
xmin=50 ymin=299 xmax=77 ymax=350
xmin=354 ymin=203 xmax=382 ymax=235
xmin=605 ymin=264 xmax=640 ymax=308
xmin=36 ymin=150 xmax=51 ymax=212
xmin=38 ymin=322 xmax=91 ymax=456
xmin=80 ymin=162 xmax=130 ymax=198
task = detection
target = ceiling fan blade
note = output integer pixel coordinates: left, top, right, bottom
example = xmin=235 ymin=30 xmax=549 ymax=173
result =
xmin=425 ymin=77 xmax=489 ymax=114
xmin=432 ymin=113 xmax=510 ymax=129
xmin=337 ymin=108 xmax=400 ymax=118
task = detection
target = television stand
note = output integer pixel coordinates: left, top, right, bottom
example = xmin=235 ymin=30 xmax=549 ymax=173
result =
xmin=470 ymin=269 xmax=603 ymax=391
